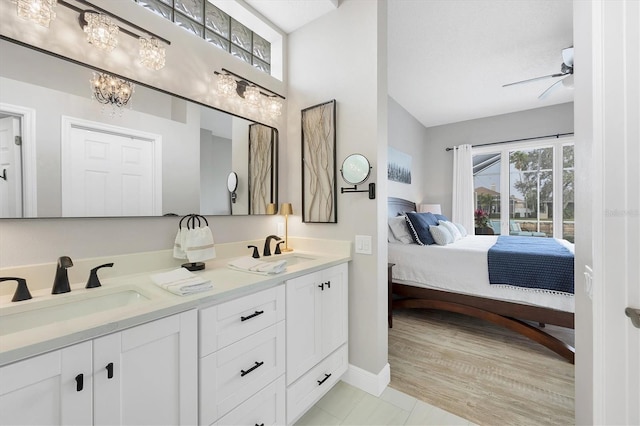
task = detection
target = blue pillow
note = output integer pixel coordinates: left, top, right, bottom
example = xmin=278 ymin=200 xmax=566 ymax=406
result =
xmin=405 ymin=212 xmax=439 ymax=245
xmin=434 ymin=214 xmax=449 ymax=222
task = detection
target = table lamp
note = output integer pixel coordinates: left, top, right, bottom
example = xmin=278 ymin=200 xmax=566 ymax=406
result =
xmin=280 ymin=203 xmax=293 ymax=252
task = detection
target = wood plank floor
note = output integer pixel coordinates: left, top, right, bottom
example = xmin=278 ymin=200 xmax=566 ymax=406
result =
xmin=388 ymin=309 xmax=575 ymax=426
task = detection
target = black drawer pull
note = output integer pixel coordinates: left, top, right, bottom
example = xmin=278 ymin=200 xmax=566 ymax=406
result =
xmin=106 ymin=362 xmax=114 ymax=379
xmin=241 ymin=310 xmax=264 ymax=322
xmin=255 ymin=424 xmax=264 ymax=426
xmin=240 ymin=361 xmax=264 ymax=377
xmin=317 ymin=373 xmax=331 ymax=386
xmin=326 ymin=280 xmax=331 ymax=289
xmin=75 ymin=374 xmax=84 ymax=392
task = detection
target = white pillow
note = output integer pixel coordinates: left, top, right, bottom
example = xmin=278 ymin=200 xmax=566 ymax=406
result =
xmin=389 ymin=216 xmax=414 ymax=244
xmin=388 ymin=225 xmax=401 ymax=243
xmin=454 ymin=222 xmax=468 ymax=237
xmin=429 ymin=224 xmax=453 ymax=245
xmin=439 ymin=220 xmax=462 ymax=241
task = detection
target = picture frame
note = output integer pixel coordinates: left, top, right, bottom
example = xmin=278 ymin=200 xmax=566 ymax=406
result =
xmin=301 ymin=99 xmax=337 ymax=223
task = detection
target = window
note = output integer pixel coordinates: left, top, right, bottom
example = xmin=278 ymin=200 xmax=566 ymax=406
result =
xmin=472 ymin=138 xmax=574 ymax=242
xmin=132 ymin=0 xmax=271 ymax=74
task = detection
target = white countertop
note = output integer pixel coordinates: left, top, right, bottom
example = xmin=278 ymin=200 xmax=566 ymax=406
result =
xmin=0 ymin=244 xmax=351 ymax=366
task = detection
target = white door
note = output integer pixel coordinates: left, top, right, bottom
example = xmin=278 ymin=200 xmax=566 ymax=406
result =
xmin=581 ymin=0 xmax=640 ymax=424
xmin=93 ymin=310 xmax=197 ymax=426
xmin=0 ymin=342 xmax=92 ymax=425
xmin=0 ymin=116 xmax=22 ymax=218
xmin=321 ymin=263 xmax=348 ymax=356
xmin=63 ymin=127 xmax=157 ymax=217
xmin=286 ymin=270 xmax=323 ymax=385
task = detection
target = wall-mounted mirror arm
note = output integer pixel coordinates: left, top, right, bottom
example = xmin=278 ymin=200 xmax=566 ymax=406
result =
xmin=340 ymin=183 xmax=376 ymax=199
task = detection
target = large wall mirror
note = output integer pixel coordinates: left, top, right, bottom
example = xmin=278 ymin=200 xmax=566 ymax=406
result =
xmin=0 ymin=38 xmax=278 ymax=219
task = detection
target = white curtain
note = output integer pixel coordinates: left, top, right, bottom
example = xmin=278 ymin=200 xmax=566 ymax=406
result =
xmin=451 ymin=144 xmax=474 ymax=233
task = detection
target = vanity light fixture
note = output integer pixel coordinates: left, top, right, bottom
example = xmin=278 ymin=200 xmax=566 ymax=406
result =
xmin=82 ymin=11 xmax=119 ymax=52
xmin=90 ymin=72 xmax=135 ymax=113
xmin=15 ymin=0 xmax=57 ymax=28
xmin=139 ymin=37 xmax=166 ymax=71
xmin=214 ymin=68 xmax=285 ymax=119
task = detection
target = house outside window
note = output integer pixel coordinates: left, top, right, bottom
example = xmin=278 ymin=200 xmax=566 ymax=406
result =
xmin=472 ymin=138 xmax=575 ymax=242
xmin=132 ymin=0 xmax=271 ymax=74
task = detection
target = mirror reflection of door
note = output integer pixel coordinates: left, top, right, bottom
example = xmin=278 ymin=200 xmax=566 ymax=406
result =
xmin=62 ymin=122 xmax=161 ymax=217
xmin=0 ymin=115 xmax=22 ymax=218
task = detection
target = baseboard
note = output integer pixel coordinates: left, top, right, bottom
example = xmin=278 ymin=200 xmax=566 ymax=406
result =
xmin=342 ymin=362 xmax=390 ymax=397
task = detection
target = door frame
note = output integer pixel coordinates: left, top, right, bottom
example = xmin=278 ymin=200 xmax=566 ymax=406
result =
xmin=0 ymin=103 xmax=37 ymax=217
xmin=61 ymin=116 xmax=163 ymax=216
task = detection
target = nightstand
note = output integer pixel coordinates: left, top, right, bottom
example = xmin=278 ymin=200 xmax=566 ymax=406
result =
xmin=388 ymin=263 xmax=395 ymax=328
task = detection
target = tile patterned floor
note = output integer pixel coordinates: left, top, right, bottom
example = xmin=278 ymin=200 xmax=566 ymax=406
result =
xmin=295 ymin=381 xmax=476 ymax=426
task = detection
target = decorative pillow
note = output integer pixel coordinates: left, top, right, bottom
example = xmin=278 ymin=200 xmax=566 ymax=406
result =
xmin=434 ymin=214 xmax=449 ymax=222
xmin=389 ymin=216 xmax=414 ymax=244
xmin=388 ymin=225 xmax=400 ymax=243
xmin=453 ymin=222 xmax=468 ymax=237
xmin=429 ymin=224 xmax=453 ymax=245
xmin=404 ymin=212 xmax=439 ymax=245
xmin=439 ymin=220 xmax=462 ymax=241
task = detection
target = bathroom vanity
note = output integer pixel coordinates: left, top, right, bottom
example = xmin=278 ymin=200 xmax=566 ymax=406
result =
xmin=0 ymin=240 xmax=351 ymax=425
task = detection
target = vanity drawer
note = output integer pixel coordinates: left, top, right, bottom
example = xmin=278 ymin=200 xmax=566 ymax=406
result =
xmin=200 ymin=285 xmax=285 ymax=356
xmin=286 ymin=344 xmax=348 ymax=425
xmin=213 ymin=375 xmax=285 ymax=426
xmin=200 ymin=322 xmax=285 ymax=424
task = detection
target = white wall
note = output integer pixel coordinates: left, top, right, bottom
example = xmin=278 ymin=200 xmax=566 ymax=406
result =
xmin=421 ymin=102 xmax=574 ymax=218
xmin=387 ymin=96 xmax=428 ymax=202
xmin=287 ymin=0 xmax=389 ymax=379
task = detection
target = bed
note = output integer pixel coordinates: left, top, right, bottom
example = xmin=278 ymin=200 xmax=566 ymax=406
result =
xmin=387 ymin=197 xmax=575 ymax=363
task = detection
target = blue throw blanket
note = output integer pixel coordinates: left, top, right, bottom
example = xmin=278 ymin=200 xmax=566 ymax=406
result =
xmin=488 ymin=236 xmax=574 ymax=294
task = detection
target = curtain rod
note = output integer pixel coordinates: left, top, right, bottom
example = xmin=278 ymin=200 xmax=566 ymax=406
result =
xmin=444 ymin=132 xmax=574 ymax=152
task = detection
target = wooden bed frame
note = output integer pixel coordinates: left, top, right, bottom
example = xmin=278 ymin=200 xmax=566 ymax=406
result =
xmin=388 ymin=197 xmax=575 ymax=363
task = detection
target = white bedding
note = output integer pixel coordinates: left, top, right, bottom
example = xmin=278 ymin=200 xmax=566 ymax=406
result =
xmin=388 ymin=235 xmax=575 ymax=313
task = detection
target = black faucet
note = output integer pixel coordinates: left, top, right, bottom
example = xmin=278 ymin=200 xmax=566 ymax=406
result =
xmin=0 ymin=277 xmax=32 ymax=302
xmin=263 ymin=235 xmax=282 ymax=257
xmin=86 ymin=263 xmax=114 ymax=289
xmin=52 ymin=256 xmax=73 ymax=294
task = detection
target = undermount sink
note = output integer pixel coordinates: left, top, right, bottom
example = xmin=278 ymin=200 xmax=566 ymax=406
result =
xmin=265 ymin=254 xmax=316 ymax=266
xmin=0 ymin=287 xmax=150 ymax=337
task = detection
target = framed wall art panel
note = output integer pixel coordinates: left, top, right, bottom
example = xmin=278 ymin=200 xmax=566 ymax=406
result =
xmin=301 ymin=99 xmax=337 ymax=223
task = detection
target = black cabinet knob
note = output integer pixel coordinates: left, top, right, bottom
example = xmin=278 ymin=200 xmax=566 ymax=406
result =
xmin=106 ymin=362 xmax=114 ymax=379
xmin=75 ymin=374 xmax=84 ymax=391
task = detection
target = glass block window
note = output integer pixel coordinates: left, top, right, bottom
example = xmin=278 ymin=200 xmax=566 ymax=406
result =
xmin=132 ymin=0 xmax=271 ymax=74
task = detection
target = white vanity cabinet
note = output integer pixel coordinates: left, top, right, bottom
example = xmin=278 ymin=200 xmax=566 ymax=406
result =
xmin=0 ymin=310 xmax=198 ymax=425
xmin=285 ymin=262 xmax=348 ymax=424
xmin=199 ymin=285 xmax=286 ymax=426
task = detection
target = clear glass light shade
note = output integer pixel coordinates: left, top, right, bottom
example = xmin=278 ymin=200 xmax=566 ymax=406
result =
xmin=90 ymin=72 xmax=134 ymax=108
xmin=16 ymin=0 xmax=57 ymax=28
xmin=266 ymin=97 xmax=282 ymax=117
xmin=244 ymin=85 xmax=261 ymax=107
xmin=84 ymin=12 xmax=119 ymax=51
xmin=139 ymin=37 xmax=166 ymax=70
xmin=216 ymin=73 xmax=237 ymax=97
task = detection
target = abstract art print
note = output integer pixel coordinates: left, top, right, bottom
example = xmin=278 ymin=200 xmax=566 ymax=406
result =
xmin=388 ymin=146 xmax=412 ymax=184
xmin=301 ymin=99 xmax=337 ymax=223
xmin=248 ymin=123 xmax=277 ymax=214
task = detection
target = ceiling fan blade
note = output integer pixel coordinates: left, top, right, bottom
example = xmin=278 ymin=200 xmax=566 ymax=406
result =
xmin=503 ymin=73 xmax=565 ymax=87
xmin=538 ymin=78 xmax=564 ymax=99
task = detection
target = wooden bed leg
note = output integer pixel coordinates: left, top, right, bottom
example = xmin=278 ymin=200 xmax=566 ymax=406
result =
xmin=539 ymin=322 xmax=546 ymax=328
xmin=394 ymin=298 xmax=575 ymax=364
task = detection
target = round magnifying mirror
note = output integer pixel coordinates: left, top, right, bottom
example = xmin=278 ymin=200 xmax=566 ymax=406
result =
xmin=227 ymin=172 xmax=238 ymax=192
xmin=341 ymin=154 xmax=371 ymax=185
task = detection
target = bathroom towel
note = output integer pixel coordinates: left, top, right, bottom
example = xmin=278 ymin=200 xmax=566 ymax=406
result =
xmin=150 ymin=268 xmax=213 ymax=296
xmin=227 ymin=257 xmax=287 ymax=275
xmin=184 ymin=226 xmax=216 ymax=263
xmin=173 ymin=227 xmax=188 ymax=259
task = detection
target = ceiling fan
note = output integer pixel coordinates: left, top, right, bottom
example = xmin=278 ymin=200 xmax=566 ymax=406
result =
xmin=503 ymin=46 xmax=574 ymax=99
